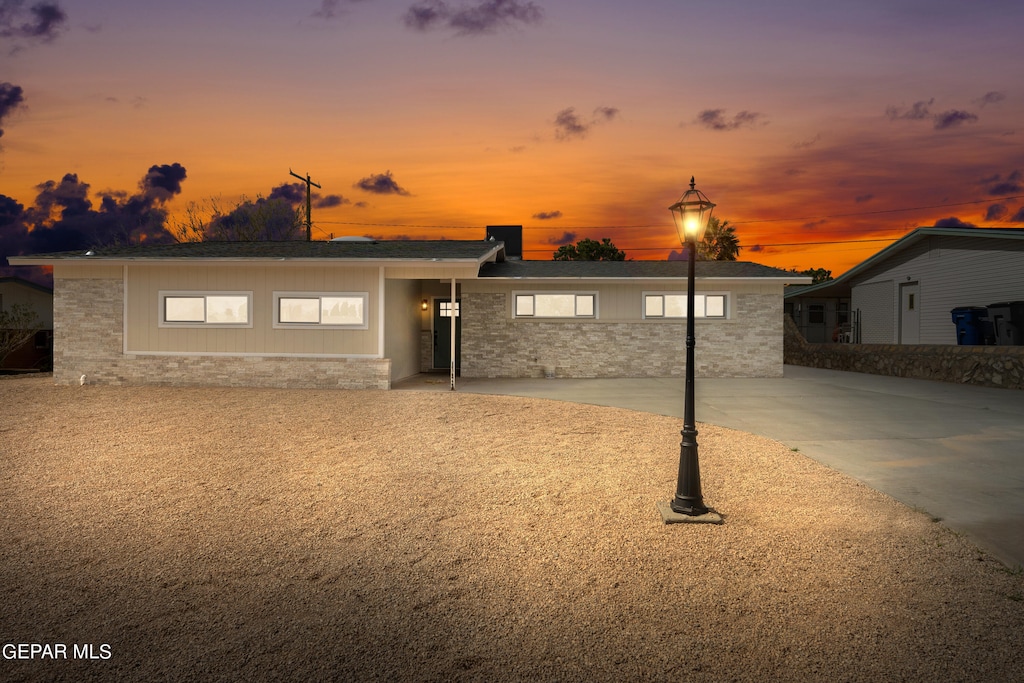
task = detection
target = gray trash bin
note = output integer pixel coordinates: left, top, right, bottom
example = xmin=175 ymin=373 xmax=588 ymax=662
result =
xmin=987 ymin=301 xmax=1024 ymax=345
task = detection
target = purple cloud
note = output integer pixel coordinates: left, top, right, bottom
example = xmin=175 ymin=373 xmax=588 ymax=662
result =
xmin=0 ymin=1 xmax=67 ymax=43
xmin=975 ymin=91 xmax=1006 ymax=107
xmin=933 ymin=110 xmax=978 ymax=130
xmin=1010 ymin=207 xmax=1024 ymax=222
xmin=885 ymin=99 xmax=934 ymax=121
xmin=933 ymin=216 xmax=976 ymax=228
xmin=696 ymin=109 xmax=766 ymax=131
xmin=404 ymin=0 xmax=543 ymax=35
xmin=269 ymin=182 xmax=306 ymax=205
xmin=854 ymin=194 xmax=874 ymax=204
xmin=0 ymin=81 xmax=24 ymax=139
xmin=984 ymin=204 xmax=1007 ymax=221
xmin=553 ymin=106 xmax=620 ymax=141
xmin=546 ymin=231 xmax=576 ymax=246
xmin=984 ymin=170 xmax=1022 ymax=196
xmin=314 ymin=194 xmax=349 ymax=208
xmin=533 ymin=210 xmax=562 ymax=220
xmin=554 ymin=107 xmax=587 ymax=140
xmin=354 ymin=170 xmax=411 ymax=196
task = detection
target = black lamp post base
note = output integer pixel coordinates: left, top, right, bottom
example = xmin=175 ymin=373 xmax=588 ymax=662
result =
xmin=657 ymin=500 xmax=723 ymax=525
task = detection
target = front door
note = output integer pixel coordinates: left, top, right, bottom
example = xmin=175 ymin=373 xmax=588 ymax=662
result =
xmin=899 ymin=282 xmax=920 ymax=344
xmin=432 ymin=299 xmax=461 ymax=371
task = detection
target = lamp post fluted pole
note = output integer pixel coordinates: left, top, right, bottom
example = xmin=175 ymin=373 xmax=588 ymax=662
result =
xmin=672 ymin=229 xmax=709 ymax=514
xmin=659 ymin=177 xmax=722 ymax=524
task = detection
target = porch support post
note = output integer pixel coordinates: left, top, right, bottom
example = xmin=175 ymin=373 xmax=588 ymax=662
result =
xmin=450 ymin=277 xmax=457 ymax=391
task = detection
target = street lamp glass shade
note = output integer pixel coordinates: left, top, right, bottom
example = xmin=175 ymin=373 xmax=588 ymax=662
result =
xmin=669 ymin=177 xmax=716 ymax=245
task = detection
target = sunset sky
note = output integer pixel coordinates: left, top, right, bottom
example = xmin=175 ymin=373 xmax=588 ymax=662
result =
xmin=3 ymin=0 xmax=1024 ymax=275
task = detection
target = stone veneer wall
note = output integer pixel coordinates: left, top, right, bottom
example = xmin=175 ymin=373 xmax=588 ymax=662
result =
xmin=461 ymin=292 xmax=783 ymax=378
xmin=784 ymin=315 xmax=1024 ymax=390
xmin=54 ymin=277 xmax=390 ymax=389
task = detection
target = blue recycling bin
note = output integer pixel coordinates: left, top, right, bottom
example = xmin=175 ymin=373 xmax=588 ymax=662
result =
xmin=986 ymin=301 xmax=1024 ymax=346
xmin=950 ymin=307 xmax=990 ymax=345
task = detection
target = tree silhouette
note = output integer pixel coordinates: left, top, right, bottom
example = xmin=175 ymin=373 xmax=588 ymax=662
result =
xmin=552 ymin=237 xmax=626 ymax=261
xmin=697 ymin=217 xmax=741 ymax=261
xmin=794 ymin=267 xmax=833 ymax=284
xmin=173 ymin=195 xmax=305 ymax=242
xmin=0 ymin=303 xmax=40 ymax=366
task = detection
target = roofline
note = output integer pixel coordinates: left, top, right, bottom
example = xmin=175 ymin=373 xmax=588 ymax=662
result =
xmin=480 ymin=276 xmax=808 ymax=282
xmin=784 ymin=227 xmax=1024 ymax=299
xmin=0 ymin=276 xmax=54 ymax=294
xmin=8 ymin=243 xmax=506 ymax=268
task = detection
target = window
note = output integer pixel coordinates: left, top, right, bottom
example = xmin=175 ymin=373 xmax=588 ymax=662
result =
xmin=808 ymin=304 xmax=825 ymax=324
xmin=160 ymin=292 xmax=252 ymax=327
xmin=514 ymin=293 xmax=596 ymax=318
xmin=643 ymin=293 xmax=727 ymax=319
xmin=440 ymin=301 xmax=460 ymax=318
xmin=273 ymin=292 xmax=368 ymax=329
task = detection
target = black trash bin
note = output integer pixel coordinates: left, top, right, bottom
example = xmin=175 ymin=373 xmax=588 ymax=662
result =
xmin=951 ymin=306 xmax=991 ymax=345
xmin=987 ymin=301 xmax=1024 ymax=345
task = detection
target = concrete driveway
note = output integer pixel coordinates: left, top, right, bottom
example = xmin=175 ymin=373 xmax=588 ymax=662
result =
xmin=397 ymin=366 xmax=1024 ymax=569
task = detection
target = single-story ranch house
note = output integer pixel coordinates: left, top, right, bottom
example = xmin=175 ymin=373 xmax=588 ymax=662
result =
xmin=10 ymin=229 xmax=808 ymax=389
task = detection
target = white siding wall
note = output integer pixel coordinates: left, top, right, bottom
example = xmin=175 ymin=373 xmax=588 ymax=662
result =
xmin=852 ymin=280 xmax=895 ymax=343
xmin=851 ymin=236 xmax=1024 ymax=345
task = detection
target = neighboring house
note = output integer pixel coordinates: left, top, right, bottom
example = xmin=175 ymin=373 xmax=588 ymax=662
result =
xmin=785 ymin=227 xmax=1024 ymax=345
xmin=10 ymin=229 xmax=806 ymax=388
xmin=0 ymin=276 xmax=54 ymax=371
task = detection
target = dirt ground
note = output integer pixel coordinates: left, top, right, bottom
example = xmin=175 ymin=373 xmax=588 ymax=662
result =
xmin=1 ymin=375 xmax=1022 ymax=682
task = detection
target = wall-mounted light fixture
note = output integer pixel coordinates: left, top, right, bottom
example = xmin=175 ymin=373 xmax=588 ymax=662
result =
xmin=421 ymin=299 xmax=429 ymax=311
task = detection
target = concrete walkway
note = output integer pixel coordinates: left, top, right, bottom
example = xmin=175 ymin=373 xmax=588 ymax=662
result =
xmin=395 ymin=366 xmax=1024 ymax=569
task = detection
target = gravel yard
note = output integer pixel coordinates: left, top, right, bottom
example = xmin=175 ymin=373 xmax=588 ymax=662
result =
xmin=2 ymin=375 xmax=1022 ymax=682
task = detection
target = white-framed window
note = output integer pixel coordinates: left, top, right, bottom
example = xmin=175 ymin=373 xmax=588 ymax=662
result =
xmin=273 ymin=292 xmax=369 ymax=329
xmin=439 ymin=301 xmax=460 ymax=318
xmin=643 ymin=292 xmax=728 ymax=319
xmin=159 ymin=291 xmax=253 ymax=327
xmin=514 ymin=292 xmax=597 ymax=319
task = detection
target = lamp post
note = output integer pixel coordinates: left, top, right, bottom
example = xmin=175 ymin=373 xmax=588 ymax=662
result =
xmin=658 ymin=177 xmax=722 ymax=524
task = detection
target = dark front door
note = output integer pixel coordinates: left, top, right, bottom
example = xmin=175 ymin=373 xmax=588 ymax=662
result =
xmin=433 ymin=299 xmax=461 ymax=371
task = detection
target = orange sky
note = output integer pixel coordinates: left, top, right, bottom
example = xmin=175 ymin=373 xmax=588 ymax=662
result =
xmin=3 ymin=0 xmax=1024 ymax=277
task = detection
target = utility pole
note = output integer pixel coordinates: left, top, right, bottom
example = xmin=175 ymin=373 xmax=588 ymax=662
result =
xmin=289 ymin=169 xmax=321 ymax=241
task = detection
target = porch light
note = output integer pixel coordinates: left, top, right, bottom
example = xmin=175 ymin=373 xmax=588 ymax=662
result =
xmin=659 ymin=176 xmax=722 ymax=524
xmin=421 ymin=299 xmax=429 ymax=311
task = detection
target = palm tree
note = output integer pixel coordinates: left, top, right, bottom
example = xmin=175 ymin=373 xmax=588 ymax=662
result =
xmin=698 ymin=217 xmax=741 ymax=261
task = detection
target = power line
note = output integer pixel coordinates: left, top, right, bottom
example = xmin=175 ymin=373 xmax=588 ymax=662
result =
xmin=314 ymin=194 xmax=1024 ymax=232
xmin=729 ymin=195 xmax=1024 ymax=225
xmin=522 ymin=237 xmax=897 ymax=254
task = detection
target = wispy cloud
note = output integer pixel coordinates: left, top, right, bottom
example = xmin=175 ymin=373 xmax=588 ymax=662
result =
xmin=314 ymin=194 xmax=349 ymax=208
xmin=532 ymin=210 xmax=561 ymax=220
xmin=311 ymin=0 xmax=368 ymax=20
xmin=885 ymin=99 xmax=934 ymax=121
xmin=982 ymin=170 xmax=1022 ymax=196
xmin=1010 ymin=207 xmax=1024 ymax=222
xmin=854 ymin=194 xmax=874 ymax=204
xmin=546 ymin=231 xmax=576 ymax=245
xmin=975 ymin=91 xmax=1006 ymax=107
xmin=404 ymin=0 xmax=543 ymax=36
xmin=695 ymin=109 xmax=766 ymax=131
xmin=353 ymin=170 xmax=411 ymax=196
xmin=885 ymin=98 xmax=979 ymax=130
xmin=933 ymin=109 xmax=978 ymax=130
xmin=553 ymin=106 xmax=620 ymax=141
xmin=792 ymin=133 xmax=821 ymax=150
